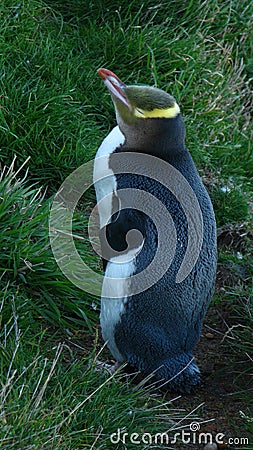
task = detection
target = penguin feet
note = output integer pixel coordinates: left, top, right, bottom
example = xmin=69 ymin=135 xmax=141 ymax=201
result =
xmin=95 ymin=359 xmax=122 ymax=374
xmin=152 ymin=354 xmax=201 ymax=393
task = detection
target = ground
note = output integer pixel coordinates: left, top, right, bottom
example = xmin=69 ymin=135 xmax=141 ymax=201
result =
xmin=174 ymin=304 xmax=252 ymax=449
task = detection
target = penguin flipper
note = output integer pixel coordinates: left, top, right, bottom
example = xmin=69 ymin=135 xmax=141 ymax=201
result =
xmin=101 ymin=208 xmax=145 ymax=269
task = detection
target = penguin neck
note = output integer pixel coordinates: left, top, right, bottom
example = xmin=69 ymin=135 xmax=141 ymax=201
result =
xmin=117 ymin=115 xmax=187 ymax=162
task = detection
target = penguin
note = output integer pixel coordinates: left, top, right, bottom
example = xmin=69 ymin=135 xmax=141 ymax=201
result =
xmin=94 ymin=68 xmax=217 ymax=392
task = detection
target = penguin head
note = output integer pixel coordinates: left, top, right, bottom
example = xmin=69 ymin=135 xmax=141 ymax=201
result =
xmin=98 ymin=68 xmax=184 ymax=150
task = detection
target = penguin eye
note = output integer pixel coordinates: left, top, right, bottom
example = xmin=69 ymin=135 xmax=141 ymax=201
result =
xmin=135 ymin=107 xmax=145 ymax=116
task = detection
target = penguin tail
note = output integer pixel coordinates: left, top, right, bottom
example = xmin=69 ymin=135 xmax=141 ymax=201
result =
xmin=152 ymin=353 xmax=201 ymax=393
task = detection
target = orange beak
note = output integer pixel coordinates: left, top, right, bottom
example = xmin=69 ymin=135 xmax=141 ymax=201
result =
xmin=98 ymin=68 xmax=130 ymax=109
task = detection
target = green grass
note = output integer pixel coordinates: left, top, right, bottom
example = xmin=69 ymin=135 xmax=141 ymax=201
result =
xmin=1 ymin=0 xmax=252 ymax=186
xmin=0 ymin=159 xmax=97 ymax=329
xmin=0 ymin=0 xmax=252 ymax=447
xmin=1 ymin=291 xmax=194 ymax=449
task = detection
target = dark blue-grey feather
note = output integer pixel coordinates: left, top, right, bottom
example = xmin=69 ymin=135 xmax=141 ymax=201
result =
xmin=103 ymin=116 xmax=217 ymax=392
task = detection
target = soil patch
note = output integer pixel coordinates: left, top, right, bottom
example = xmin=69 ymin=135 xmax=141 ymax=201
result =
xmin=171 ymin=305 xmax=253 ymax=449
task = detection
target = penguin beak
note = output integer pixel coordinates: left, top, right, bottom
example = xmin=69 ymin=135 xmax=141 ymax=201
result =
xmin=98 ymin=68 xmax=130 ymax=110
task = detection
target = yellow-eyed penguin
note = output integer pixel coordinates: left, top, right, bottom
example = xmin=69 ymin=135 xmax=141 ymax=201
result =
xmin=94 ymin=68 xmax=217 ymax=392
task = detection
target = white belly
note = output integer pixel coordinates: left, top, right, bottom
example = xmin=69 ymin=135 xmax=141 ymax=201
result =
xmin=100 ymin=247 xmax=141 ymax=362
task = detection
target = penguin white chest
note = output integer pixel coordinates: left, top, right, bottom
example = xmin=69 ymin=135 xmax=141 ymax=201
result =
xmin=94 ymin=125 xmax=128 ymax=361
xmin=94 ymin=128 xmax=145 ymax=362
xmin=93 ymin=125 xmax=125 ymax=228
